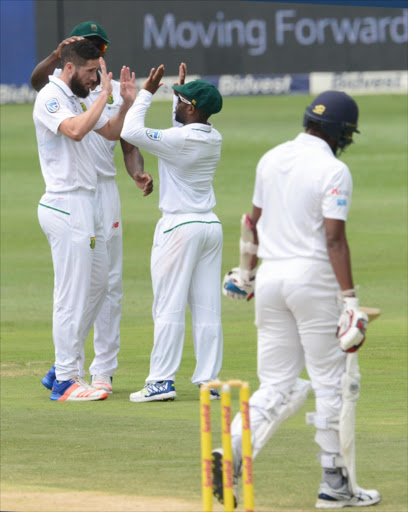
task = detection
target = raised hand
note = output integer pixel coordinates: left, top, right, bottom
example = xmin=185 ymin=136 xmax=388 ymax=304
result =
xmin=99 ymin=57 xmax=113 ymax=97
xmin=142 ymin=65 xmax=165 ymax=95
xmin=178 ymin=62 xmax=187 ymax=86
xmin=120 ymin=65 xmax=137 ymax=107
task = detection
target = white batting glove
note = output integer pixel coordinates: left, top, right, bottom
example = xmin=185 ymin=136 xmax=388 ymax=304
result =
xmin=222 ymin=267 xmax=256 ymax=301
xmin=337 ymin=297 xmax=368 ymax=353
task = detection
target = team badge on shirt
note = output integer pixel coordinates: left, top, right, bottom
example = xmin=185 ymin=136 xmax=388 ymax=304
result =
xmin=90 ymin=237 xmax=96 ymax=249
xmin=45 ymin=98 xmax=60 ymax=113
xmin=69 ymin=98 xmax=78 ymax=112
xmin=80 ymin=102 xmax=87 ymax=112
xmin=146 ymin=129 xmax=162 ymax=141
xmin=107 ymin=94 xmax=114 ymax=105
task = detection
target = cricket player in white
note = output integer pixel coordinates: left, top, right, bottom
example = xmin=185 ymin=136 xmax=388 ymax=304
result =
xmin=215 ymin=91 xmax=381 ymax=508
xmin=33 ymin=39 xmax=136 ymax=401
xmin=31 ymin=22 xmax=153 ymax=395
xmin=121 ymin=64 xmax=224 ymax=402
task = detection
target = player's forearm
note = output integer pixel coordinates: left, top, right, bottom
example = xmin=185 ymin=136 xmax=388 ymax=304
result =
xmin=120 ymin=139 xmax=144 ymax=179
xmin=59 ymin=92 xmax=110 ymax=141
xmin=30 ymin=52 xmax=60 ymax=92
xmin=101 ymin=101 xmax=134 ymax=141
xmin=327 ymin=238 xmax=354 ymax=291
xmin=121 ymin=90 xmax=152 ymax=145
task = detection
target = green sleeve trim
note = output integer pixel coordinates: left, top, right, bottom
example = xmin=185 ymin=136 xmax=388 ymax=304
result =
xmin=39 ymin=203 xmax=70 ymax=215
xmin=163 ymin=220 xmax=221 ymax=234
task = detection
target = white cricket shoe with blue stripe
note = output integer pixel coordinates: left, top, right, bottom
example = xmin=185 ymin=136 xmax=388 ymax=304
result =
xmin=129 ymin=380 xmax=176 ymax=402
xmin=316 ymin=481 xmax=381 ymax=508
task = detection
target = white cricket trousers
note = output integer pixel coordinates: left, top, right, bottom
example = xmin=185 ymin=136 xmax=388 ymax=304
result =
xmin=38 ymin=190 xmax=108 ymax=382
xmin=89 ymin=176 xmax=123 ymax=377
xmin=253 ymin=258 xmax=346 ymax=455
xmin=147 ymin=212 xmax=223 ymax=385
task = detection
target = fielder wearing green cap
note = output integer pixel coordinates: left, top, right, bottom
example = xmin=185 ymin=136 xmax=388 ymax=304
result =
xmin=121 ymin=63 xmax=224 ymax=403
xmin=30 ymin=24 xmax=153 ymax=397
xmin=172 ymin=79 xmax=222 ymax=115
xmin=70 ymin=21 xmax=110 ymax=44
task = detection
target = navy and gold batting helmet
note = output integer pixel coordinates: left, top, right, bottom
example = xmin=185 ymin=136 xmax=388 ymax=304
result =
xmin=303 ymin=90 xmax=360 ymax=152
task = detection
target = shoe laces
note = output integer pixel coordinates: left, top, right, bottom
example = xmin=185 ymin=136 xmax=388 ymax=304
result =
xmin=74 ymin=376 xmax=91 ymax=388
xmin=146 ymin=381 xmax=169 ymax=393
xmin=93 ymin=374 xmax=111 ymax=384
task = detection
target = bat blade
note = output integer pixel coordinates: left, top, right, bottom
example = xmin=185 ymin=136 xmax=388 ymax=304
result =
xmin=360 ymin=307 xmax=381 ymax=323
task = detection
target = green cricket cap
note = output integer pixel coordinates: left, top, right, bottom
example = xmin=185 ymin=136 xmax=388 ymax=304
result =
xmin=70 ymin=21 xmax=110 ymax=43
xmin=172 ymin=79 xmax=223 ymax=115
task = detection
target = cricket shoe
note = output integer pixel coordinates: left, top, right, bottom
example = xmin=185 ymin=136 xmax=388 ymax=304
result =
xmin=91 ymin=374 xmax=113 ymax=394
xmin=41 ymin=365 xmax=56 ymax=390
xmin=209 ymin=388 xmax=221 ymax=400
xmin=198 ymin=383 xmax=221 ymax=400
xmin=129 ymin=380 xmax=176 ymax=402
xmin=50 ymin=376 xmax=108 ymax=401
xmin=316 ymin=481 xmax=381 ymax=508
xmin=211 ymin=448 xmax=238 ymax=508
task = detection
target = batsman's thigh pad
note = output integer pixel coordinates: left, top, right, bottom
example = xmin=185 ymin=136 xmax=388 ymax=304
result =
xmin=232 ymin=378 xmax=311 ymax=460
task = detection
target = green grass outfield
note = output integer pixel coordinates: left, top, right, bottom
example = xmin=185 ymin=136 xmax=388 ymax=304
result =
xmin=1 ymin=94 xmax=407 ymax=512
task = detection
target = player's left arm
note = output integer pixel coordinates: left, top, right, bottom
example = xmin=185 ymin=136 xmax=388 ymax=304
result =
xmin=325 ymin=218 xmax=354 ymax=291
xmin=120 ymin=139 xmax=153 ymax=197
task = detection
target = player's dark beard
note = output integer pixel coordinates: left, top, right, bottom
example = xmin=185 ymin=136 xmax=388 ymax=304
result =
xmin=175 ymin=107 xmax=186 ymax=125
xmin=70 ymin=72 xmax=90 ymax=98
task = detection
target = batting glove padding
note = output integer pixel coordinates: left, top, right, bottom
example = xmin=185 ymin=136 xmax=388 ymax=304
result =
xmin=337 ymin=297 xmax=368 ymax=353
xmin=222 ymin=267 xmax=256 ymax=301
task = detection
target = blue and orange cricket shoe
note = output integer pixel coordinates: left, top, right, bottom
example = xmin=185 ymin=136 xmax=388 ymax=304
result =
xmin=50 ymin=376 xmax=108 ymax=401
xmin=41 ymin=365 xmax=56 ymax=390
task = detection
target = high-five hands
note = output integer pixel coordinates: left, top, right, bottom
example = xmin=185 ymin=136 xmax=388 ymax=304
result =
xmin=174 ymin=62 xmax=187 ymax=90
xmin=120 ymin=65 xmax=137 ymax=107
xmin=99 ymin=57 xmax=113 ymax=98
xmin=143 ymin=65 xmax=165 ymax=95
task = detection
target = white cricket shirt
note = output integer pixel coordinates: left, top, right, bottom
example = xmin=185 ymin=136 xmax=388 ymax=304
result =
xmin=121 ymin=89 xmax=222 ymax=214
xmin=53 ymin=70 xmax=121 ymax=177
xmin=33 ymin=76 xmax=108 ymax=193
xmin=252 ymin=132 xmax=353 ymax=262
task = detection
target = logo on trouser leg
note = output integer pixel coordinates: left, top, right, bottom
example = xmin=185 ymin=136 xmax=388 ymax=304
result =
xmin=90 ymin=237 xmax=95 ymax=249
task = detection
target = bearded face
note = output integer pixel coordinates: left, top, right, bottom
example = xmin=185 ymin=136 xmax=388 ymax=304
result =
xmin=70 ymin=70 xmax=91 ymax=98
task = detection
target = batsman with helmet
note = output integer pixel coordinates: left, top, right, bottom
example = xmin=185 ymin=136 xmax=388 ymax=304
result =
xmin=215 ymin=91 xmax=381 ymax=508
